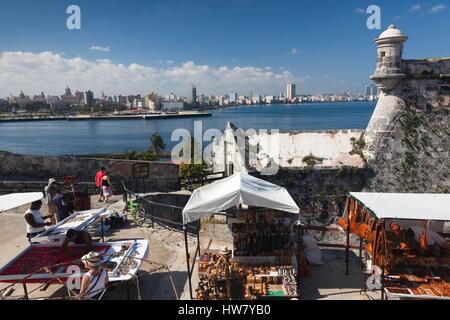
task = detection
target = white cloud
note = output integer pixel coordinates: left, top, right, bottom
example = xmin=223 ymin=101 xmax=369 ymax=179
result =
xmin=429 ymin=4 xmax=446 ymax=13
xmin=155 ymin=59 xmax=175 ymax=65
xmin=0 ymin=51 xmax=306 ymax=97
xmin=90 ymin=46 xmax=111 ymax=52
xmin=353 ymin=8 xmax=366 ymax=14
xmin=290 ymin=48 xmax=299 ymax=55
xmin=408 ymin=4 xmax=422 ymax=12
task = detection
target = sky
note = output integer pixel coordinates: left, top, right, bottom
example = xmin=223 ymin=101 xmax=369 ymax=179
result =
xmin=0 ymin=0 xmax=449 ymax=98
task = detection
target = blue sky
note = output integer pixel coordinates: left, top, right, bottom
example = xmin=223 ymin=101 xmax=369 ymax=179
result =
xmin=0 ymin=0 xmax=449 ymax=97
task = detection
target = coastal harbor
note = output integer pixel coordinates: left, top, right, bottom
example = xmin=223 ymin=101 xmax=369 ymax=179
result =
xmin=0 ymin=0 xmax=449 ymax=308
xmin=0 ymin=111 xmax=211 ymax=123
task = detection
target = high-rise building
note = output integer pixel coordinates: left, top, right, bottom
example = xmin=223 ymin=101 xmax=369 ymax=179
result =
xmin=65 ymin=85 xmax=72 ymax=97
xmin=84 ymin=91 xmax=95 ymax=106
xmin=229 ymin=92 xmax=238 ymax=104
xmin=144 ymin=92 xmax=161 ymax=111
xmin=365 ymin=84 xmax=379 ymax=100
xmin=287 ymin=84 xmax=296 ymax=101
xmin=191 ymin=86 xmax=197 ymax=104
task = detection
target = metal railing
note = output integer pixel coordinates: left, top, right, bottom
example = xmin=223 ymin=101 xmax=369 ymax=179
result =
xmin=180 ymin=171 xmax=225 ymax=190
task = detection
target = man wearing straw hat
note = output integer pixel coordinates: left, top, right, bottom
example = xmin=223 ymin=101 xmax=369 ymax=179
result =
xmin=79 ymin=252 xmax=109 ymax=300
xmin=44 ymin=178 xmax=59 ymax=225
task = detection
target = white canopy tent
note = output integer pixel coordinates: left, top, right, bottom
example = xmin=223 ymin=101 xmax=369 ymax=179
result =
xmin=182 ymin=173 xmax=300 ymax=224
xmin=0 ymin=192 xmax=44 ymax=213
xmin=349 ymin=192 xmax=450 ymax=221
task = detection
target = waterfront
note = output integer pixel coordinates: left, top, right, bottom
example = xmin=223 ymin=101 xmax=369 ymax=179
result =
xmin=0 ymin=102 xmax=376 ymax=156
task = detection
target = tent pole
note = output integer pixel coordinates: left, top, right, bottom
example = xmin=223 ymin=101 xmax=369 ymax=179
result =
xmin=345 ymin=198 xmax=351 ymax=276
xmin=197 ymin=220 xmax=201 ymax=258
xmin=297 ymin=220 xmax=303 ymax=293
xmin=184 ymin=225 xmax=193 ymax=300
xmin=359 ymin=238 xmax=363 ymax=270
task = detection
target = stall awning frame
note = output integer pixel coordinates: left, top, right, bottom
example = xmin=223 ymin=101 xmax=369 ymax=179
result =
xmin=348 ymin=192 xmax=450 ymax=222
xmin=182 ymin=172 xmax=300 ymax=224
xmin=0 ymin=192 xmax=44 ymax=213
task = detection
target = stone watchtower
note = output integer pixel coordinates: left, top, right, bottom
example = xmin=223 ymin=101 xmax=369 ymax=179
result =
xmin=363 ymin=25 xmax=450 ymax=193
xmin=364 ymin=25 xmax=409 ymax=159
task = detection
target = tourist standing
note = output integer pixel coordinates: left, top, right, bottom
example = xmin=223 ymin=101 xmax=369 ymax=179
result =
xmin=95 ymin=167 xmax=107 ymax=202
xmin=101 ymin=171 xmax=113 ymax=203
xmin=44 ymin=178 xmax=59 ymax=225
xmin=24 ymin=200 xmax=52 ymax=242
xmin=79 ymin=252 xmax=109 ymax=299
xmin=53 ymin=191 xmax=76 ymax=222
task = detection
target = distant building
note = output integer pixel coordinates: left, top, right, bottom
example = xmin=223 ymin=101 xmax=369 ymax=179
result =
xmin=144 ymin=92 xmax=161 ymax=111
xmin=84 ymin=91 xmax=95 ymax=106
xmin=252 ymin=95 xmax=262 ymax=104
xmin=287 ymin=84 xmax=296 ymax=101
xmin=32 ymin=92 xmax=46 ymax=103
xmin=118 ymin=95 xmax=127 ymax=104
xmin=192 ymin=86 xmax=197 ymax=104
xmin=60 ymin=86 xmax=78 ymax=106
xmin=365 ymin=84 xmax=379 ymax=100
xmin=229 ymin=92 xmax=238 ymax=104
xmin=265 ymin=95 xmax=275 ymax=104
xmin=64 ymin=85 xmax=72 ymax=97
xmin=74 ymin=91 xmax=84 ymax=104
xmin=162 ymin=101 xmax=184 ymax=111
xmin=217 ymin=96 xmax=225 ymax=106
xmin=10 ymin=91 xmax=31 ymax=107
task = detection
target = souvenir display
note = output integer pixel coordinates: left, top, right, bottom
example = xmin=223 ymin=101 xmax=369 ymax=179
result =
xmin=344 ymin=196 xmax=450 ymax=300
xmin=231 ymin=210 xmax=294 ymax=259
xmin=197 ymin=208 xmax=299 ymax=300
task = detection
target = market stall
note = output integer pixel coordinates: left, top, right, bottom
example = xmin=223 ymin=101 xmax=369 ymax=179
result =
xmin=338 ymin=192 xmax=450 ymax=300
xmin=0 ymin=240 xmax=148 ymax=299
xmin=32 ymin=208 xmax=112 ymax=244
xmin=182 ymin=173 xmax=301 ymax=300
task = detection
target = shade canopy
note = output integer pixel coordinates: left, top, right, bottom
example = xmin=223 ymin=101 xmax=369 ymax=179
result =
xmin=182 ymin=173 xmax=300 ymax=224
xmin=349 ymin=192 xmax=450 ymax=221
xmin=0 ymin=192 xmax=44 ymax=213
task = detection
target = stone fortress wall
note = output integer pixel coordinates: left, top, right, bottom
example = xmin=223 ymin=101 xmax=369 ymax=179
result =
xmin=0 ymin=152 xmax=180 ymax=194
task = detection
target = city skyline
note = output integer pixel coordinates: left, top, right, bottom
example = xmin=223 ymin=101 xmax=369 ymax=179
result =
xmin=0 ymin=1 xmax=449 ymax=97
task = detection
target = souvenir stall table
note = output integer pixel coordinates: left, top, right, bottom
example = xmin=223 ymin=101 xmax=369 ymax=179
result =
xmin=32 ymin=208 xmax=112 ymax=244
xmin=339 ymin=192 xmax=450 ymax=300
xmin=0 ymin=240 xmax=148 ymax=299
xmin=182 ymin=173 xmax=301 ymax=300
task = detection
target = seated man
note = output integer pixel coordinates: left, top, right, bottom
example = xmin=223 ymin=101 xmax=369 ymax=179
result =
xmin=62 ymin=229 xmax=93 ymax=253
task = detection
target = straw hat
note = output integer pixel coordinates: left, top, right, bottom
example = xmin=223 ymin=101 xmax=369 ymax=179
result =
xmin=81 ymin=252 xmax=103 ymax=267
xmin=220 ymin=246 xmax=231 ymax=256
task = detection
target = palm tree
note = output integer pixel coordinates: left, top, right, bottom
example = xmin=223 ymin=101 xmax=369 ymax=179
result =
xmin=150 ymin=133 xmax=166 ymax=154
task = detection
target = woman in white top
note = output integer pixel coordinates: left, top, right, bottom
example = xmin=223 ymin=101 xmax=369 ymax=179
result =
xmin=79 ymin=252 xmax=109 ymax=299
xmin=24 ymin=200 xmax=52 ymax=242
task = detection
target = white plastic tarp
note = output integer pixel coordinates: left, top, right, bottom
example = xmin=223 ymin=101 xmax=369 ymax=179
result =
xmin=182 ymin=173 xmax=300 ymax=224
xmin=349 ymin=192 xmax=450 ymax=221
xmin=0 ymin=192 xmax=44 ymax=213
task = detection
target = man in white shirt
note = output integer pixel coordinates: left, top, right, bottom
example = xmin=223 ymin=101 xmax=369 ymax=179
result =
xmin=24 ymin=200 xmax=52 ymax=242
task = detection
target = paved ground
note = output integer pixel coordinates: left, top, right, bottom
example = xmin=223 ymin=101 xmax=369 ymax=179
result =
xmin=0 ymin=196 xmax=381 ymax=300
